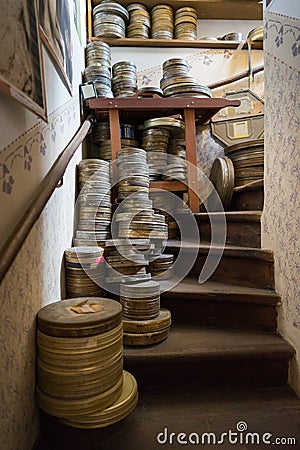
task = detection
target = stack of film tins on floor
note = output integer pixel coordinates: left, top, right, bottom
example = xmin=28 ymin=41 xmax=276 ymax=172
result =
xmin=174 ymin=7 xmax=197 ymax=40
xmin=161 ymin=58 xmax=212 ymax=98
xmin=151 ymin=4 xmax=174 ymax=39
xmin=93 ymin=1 xmax=129 ymax=38
xmin=93 ymin=122 xmax=139 ymax=161
xmin=120 ymin=280 xmax=171 ymax=345
xmin=64 ymin=247 xmax=106 ymax=298
xmin=84 ymin=41 xmax=113 ymax=98
xmin=127 ymin=3 xmax=151 ymax=39
xmin=112 ymin=61 xmax=137 ymax=97
xmin=36 ymin=298 xmax=138 ymax=428
xmin=74 ymin=159 xmax=112 ymax=246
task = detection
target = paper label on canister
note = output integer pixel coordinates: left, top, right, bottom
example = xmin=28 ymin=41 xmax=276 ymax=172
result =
xmin=232 ymin=121 xmax=249 ymax=139
xmin=70 ymin=304 xmax=102 ymax=314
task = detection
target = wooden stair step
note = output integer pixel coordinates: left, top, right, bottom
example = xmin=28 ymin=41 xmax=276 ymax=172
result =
xmin=195 ymin=210 xmax=262 ymax=248
xmin=167 ymin=240 xmax=273 ymax=260
xmin=124 ymin=326 xmax=293 ymax=361
xmin=160 ymin=279 xmax=280 ymax=330
xmin=123 ymin=326 xmax=294 ymax=389
xmin=230 ymin=181 xmax=264 ymax=211
xmin=161 ymin=278 xmax=280 ymax=306
xmin=37 ymin=386 xmax=300 ymax=450
xmin=166 ymin=240 xmax=275 ymax=289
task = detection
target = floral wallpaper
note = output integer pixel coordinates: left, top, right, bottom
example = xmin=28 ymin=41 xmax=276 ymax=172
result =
xmin=0 ymin=97 xmax=79 ymax=243
xmin=0 ymin=102 xmax=76 ymax=193
xmin=263 ymin=9 xmax=300 ymax=394
xmin=0 ymin=98 xmax=81 ymax=449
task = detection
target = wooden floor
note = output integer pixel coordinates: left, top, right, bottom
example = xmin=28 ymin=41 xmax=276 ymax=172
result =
xmin=36 ymin=386 xmax=300 ymax=450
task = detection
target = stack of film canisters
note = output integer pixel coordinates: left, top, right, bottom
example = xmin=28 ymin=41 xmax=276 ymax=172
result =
xmin=75 ymin=159 xmax=112 ymax=245
xmin=225 ymin=139 xmax=264 ymax=187
xmin=127 ymin=3 xmax=151 ymax=38
xmin=175 ymin=7 xmax=197 ymax=40
xmin=112 ymin=61 xmax=137 ymax=97
xmin=151 ymin=4 xmax=174 ymax=40
xmin=93 ymin=1 xmax=129 ymax=38
xmin=120 ymin=280 xmax=171 ymax=346
xmin=36 ymin=297 xmax=138 ymax=428
xmin=161 ymin=57 xmax=212 ymax=98
xmin=64 ymin=247 xmax=106 ymax=298
xmin=84 ymin=41 xmax=113 ymax=98
xmin=141 ymin=126 xmax=169 ymax=180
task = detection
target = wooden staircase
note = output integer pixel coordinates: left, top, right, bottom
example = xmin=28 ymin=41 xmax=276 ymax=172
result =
xmin=36 ymin=209 xmax=300 ymax=450
xmin=123 ymin=210 xmax=294 ymax=390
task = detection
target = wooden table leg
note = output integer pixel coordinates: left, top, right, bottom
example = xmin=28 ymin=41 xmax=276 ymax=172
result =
xmin=184 ymin=108 xmax=199 ymax=213
xmin=109 ymin=109 xmax=121 ymax=160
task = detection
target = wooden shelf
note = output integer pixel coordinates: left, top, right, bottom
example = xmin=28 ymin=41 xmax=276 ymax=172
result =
xmin=150 ymin=181 xmax=186 ymax=191
xmin=89 ymin=97 xmax=240 ymax=124
xmin=88 ymin=97 xmax=240 ymax=213
xmin=91 ymin=37 xmax=263 ymax=50
xmin=91 ymin=0 xmax=263 ymax=20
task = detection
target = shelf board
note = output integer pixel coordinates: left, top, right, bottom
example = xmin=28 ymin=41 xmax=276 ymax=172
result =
xmin=91 ymin=0 xmax=263 ymax=20
xmin=91 ymin=37 xmax=263 ymax=50
xmin=88 ymin=97 xmax=240 ymax=124
xmin=150 ymin=181 xmax=187 ymax=191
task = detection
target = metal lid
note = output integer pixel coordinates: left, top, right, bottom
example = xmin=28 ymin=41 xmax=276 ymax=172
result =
xmin=37 ymin=298 xmax=122 ymax=337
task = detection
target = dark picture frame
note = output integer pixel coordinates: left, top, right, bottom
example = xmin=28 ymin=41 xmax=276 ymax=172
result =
xmin=0 ymin=0 xmax=47 ymax=120
xmin=38 ymin=0 xmax=73 ymax=94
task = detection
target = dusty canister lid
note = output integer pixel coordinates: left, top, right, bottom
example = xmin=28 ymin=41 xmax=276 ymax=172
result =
xmin=37 ymin=298 xmax=122 ymax=338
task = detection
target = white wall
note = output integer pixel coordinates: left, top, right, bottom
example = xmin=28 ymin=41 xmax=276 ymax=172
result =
xmin=262 ymin=0 xmax=300 ymax=395
xmin=111 ymin=19 xmax=262 ymax=73
xmin=0 ymin=2 xmax=85 ymax=449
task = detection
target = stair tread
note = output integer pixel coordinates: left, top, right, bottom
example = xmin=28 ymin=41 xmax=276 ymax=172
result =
xmin=195 ymin=210 xmax=262 ymax=222
xmin=124 ymin=326 xmax=294 ymax=360
xmin=167 ymin=239 xmax=273 ymax=260
xmin=161 ymin=278 xmax=280 ymax=305
xmin=37 ymin=387 xmax=300 ymax=450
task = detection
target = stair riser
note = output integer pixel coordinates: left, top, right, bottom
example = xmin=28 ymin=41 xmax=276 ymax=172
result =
xmin=187 ymin=253 xmax=275 ymax=289
xmin=124 ymin=359 xmax=289 ymax=390
xmin=230 ymin=188 xmax=264 ymax=211
xmin=197 ymin=220 xmax=261 ymax=248
xmin=160 ymin=298 xmax=277 ymax=331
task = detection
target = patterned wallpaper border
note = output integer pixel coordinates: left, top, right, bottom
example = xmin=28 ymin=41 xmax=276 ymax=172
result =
xmin=137 ymin=48 xmax=264 ymax=92
xmin=265 ymin=11 xmax=300 ymax=21
xmin=265 ymin=11 xmax=300 ymax=71
xmin=0 ymin=97 xmax=79 ymax=196
xmin=138 ymin=48 xmax=235 ymax=82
